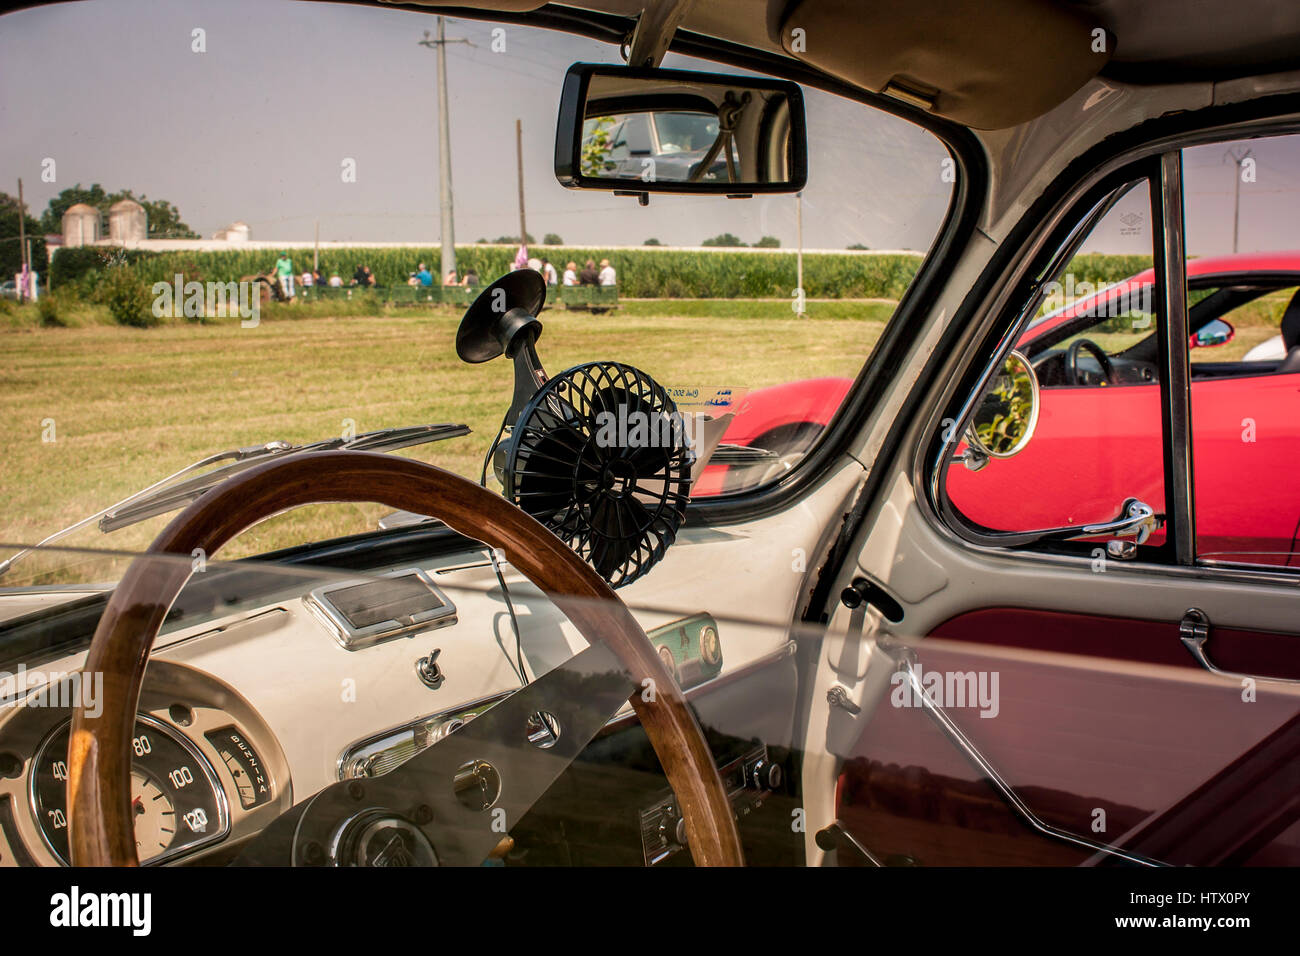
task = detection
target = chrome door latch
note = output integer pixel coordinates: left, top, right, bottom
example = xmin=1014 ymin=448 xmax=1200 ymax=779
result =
xmin=1179 ymin=608 xmax=1210 ymax=648
xmin=1179 ymin=607 xmax=1300 ymax=685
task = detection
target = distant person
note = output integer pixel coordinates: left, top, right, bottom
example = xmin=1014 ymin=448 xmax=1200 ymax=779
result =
xmin=328 ymin=273 xmax=343 ymax=287
xmin=416 ymin=263 xmax=433 ymax=287
xmin=579 ymin=259 xmax=598 ymax=286
xmin=461 ymin=268 xmax=479 ymax=287
xmin=598 ymin=258 xmax=616 ymax=286
xmin=527 ymin=257 xmax=542 ymax=274
xmin=562 ymin=261 xmax=578 ymax=286
xmin=275 ymin=252 xmax=295 ymax=299
xmin=300 ymin=270 xmax=314 ymax=287
xmin=313 ymin=268 xmax=324 ymax=287
xmin=352 ymin=265 xmax=374 ymax=287
xmin=541 ymin=259 xmax=559 ymax=285
xmin=444 ymin=269 xmax=459 ymax=286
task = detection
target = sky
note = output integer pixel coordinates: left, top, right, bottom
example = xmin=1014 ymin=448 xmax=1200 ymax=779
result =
xmin=0 ymin=0 xmax=953 ymax=251
xmin=1080 ymin=136 xmax=1300 ymax=257
xmin=4 ymin=0 xmax=1297 ymax=256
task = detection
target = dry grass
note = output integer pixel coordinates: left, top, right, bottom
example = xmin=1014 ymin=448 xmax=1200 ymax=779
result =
xmin=0 ymin=307 xmax=883 ymax=559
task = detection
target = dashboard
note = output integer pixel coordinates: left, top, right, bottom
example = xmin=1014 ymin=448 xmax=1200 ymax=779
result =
xmin=0 ymin=528 xmax=804 ymax=867
xmin=0 ymin=659 xmax=291 ymax=866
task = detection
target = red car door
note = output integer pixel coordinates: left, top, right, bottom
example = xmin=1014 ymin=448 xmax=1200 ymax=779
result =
xmin=1191 ymin=370 xmax=1300 ymax=566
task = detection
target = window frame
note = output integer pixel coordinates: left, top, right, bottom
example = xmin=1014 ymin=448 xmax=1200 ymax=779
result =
xmin=929 ymin=158 xmax=1179 ymax=558
xmin=916 ymin=111 xmax=1300 ymax=591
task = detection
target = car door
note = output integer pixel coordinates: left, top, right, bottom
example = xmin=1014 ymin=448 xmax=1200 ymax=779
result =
xmin=816 ymin=136 xmax=1300 ymax=868
xmin=1186 ymin=280 xmax=1300 ymax=566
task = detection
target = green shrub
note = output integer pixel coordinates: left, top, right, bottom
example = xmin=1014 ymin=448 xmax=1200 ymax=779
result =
xmin=51 ymin=246 xmax=156 ymax=287
xmin=101 ymin=266 xmax=156 ymax=327
xmin=36 ymin=293 xmax=66 ymax=327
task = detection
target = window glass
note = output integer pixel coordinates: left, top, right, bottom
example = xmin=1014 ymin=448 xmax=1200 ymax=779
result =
xmin=945 ymin=181 xmax=1168 ymax=541
xmin=1182 ymin=134 xmax=1300 ymax=568
xmin=0 ymin=0 xmax=953 ymax=558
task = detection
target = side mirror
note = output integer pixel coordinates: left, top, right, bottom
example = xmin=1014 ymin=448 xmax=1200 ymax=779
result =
xmin=1191 ymin=318 xmax=1234 ymax=348
xmin=555 ymin=63 xmax=807 ymax=196
xmin=961 ymin=350 xmax=1041 ymax=469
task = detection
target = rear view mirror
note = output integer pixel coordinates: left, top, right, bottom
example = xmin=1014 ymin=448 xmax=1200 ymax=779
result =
xmin=555 ymin=64 xmax=807 ymax=195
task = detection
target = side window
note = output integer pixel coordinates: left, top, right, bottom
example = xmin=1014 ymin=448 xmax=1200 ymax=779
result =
xmin=1188 ymin=285 xmax=1300 ymax=367
xmin=944 ymin=180 xmax=1168 ymax=541
xmin=1183 ymin=134 xmax=1300 ymax=568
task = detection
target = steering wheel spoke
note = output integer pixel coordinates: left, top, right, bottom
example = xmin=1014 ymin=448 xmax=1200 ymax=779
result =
xmin=243 ymin=642 xmax=636 ymax=867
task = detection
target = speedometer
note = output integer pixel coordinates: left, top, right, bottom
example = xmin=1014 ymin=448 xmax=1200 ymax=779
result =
xmin=29 ymin=714 xmax=228 ymax=866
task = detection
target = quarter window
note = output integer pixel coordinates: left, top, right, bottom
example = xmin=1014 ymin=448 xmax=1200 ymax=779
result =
xmin=1183 ymin=134 xmax=1300 ymax=569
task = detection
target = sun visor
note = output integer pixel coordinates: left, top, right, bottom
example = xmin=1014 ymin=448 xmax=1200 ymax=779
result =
xmin=777 ymin=0 xmax=1112 ymax=130
xmin=381 ymin=0 xmax=548 ymax=11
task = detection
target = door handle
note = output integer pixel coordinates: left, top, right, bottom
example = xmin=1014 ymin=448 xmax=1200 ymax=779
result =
xmin=1070 ymin=498 xmax=1158 ymax=545
xmin=1180 ymin=608 xmax=1300 ymax=685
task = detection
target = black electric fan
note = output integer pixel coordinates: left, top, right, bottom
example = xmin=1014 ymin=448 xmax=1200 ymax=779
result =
xmin=456 ymin=270 xmax=692 ymax=588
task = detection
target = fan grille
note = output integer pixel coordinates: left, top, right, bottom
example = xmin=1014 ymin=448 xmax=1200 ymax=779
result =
xmin=503 ymin=362 xmax=693 ymax=588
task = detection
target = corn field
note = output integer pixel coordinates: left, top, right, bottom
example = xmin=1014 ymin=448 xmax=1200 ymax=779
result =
xmin=50 ymin=245 xmax=1155 ymax=302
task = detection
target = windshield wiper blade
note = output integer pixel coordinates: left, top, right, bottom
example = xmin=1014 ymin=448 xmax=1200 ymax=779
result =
xmin=98 ymin=424 xmax=471 ymax=532
xmin=0 ymin=424 xmax=470 ymax=579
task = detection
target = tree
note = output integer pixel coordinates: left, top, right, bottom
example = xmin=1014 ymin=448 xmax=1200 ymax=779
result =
xmin=755 ymin=235 xmax=781 ymax=248
xmin=0 ymin=192 xmax=48 ymax=281
xmin=581 ymin=116 xmax=618 ymax=177
xmin=701 ymin=232 xmax=746 ymax=247
xmin=38 ymin=184 xmax=199 ymax=239
xmin=643 ymin=238 xmax=662 ymax=246
xmin=542 ymin=233 xmax=563 ymax=245
xmin=38 ymin=183 xmax=110 ymax=235
xmin=847 ymin=243 xmax=870 ymax=250
xmin=136 ymin=197 xmax=199 ymax=239
xmin=490 ymin=232 xmax=535 ymax=244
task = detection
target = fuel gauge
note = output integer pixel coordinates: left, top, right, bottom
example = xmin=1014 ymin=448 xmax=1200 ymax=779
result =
xmin=205 ymin=727 xmax=272 ymax=809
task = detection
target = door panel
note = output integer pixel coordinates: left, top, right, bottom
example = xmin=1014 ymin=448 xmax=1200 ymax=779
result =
xmin=835 ymin=606 xmax=1300 ymax=865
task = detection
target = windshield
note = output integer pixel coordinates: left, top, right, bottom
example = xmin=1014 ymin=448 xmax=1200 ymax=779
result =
xmin=0 ymin=0 xmax=953 ymax=560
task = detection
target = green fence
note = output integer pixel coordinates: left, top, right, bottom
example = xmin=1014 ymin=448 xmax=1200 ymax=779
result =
xmin=293 ymin=283 xmax=617 ymax=310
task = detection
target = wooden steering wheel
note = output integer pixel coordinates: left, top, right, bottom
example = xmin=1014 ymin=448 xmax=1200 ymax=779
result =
xmin=66 ymin=451 xmax=743 ymax=866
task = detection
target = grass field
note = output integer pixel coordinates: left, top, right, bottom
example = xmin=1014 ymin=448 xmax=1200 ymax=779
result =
xmin=3 ymin=284 xmax=1287 ymax=567
xmin=0 ymin=302 xmax=886 ymax=560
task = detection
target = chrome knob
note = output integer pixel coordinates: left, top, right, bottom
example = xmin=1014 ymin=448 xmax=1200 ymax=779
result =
xmin=750 ymin=758 xmax=782 ymax=792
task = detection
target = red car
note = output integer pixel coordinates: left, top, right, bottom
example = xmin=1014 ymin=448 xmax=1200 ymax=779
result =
xmin=713 ymin=253 xmax=1300 ymax=566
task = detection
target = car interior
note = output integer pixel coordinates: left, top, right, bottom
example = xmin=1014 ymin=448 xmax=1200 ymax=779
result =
xmin=1 ymin=0 xmax=1299 ymax=880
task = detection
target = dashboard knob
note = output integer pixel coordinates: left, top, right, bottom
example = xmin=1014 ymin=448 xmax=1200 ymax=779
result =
xmin=750 ymin=758 xmax=782 ymax=792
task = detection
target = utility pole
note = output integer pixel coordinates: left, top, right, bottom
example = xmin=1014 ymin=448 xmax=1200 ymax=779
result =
xmin=313 ymin=219 xmax=319 ymax=273
xmin=1224 ymin=146 xmax=1253 ymax=254
xmin=795 ymin=191 xmax=805 ymax=318
xmin=16 ymin=178 xmax=27 ymax=303
xmin=516 ymin=119 xmax=528 ymax=250
xmin=419 ymin=18 xmax=473 ymax=283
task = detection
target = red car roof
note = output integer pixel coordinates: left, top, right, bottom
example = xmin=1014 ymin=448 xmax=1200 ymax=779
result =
xmin=1023 ymin=250 xmax=1300 ymax=343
